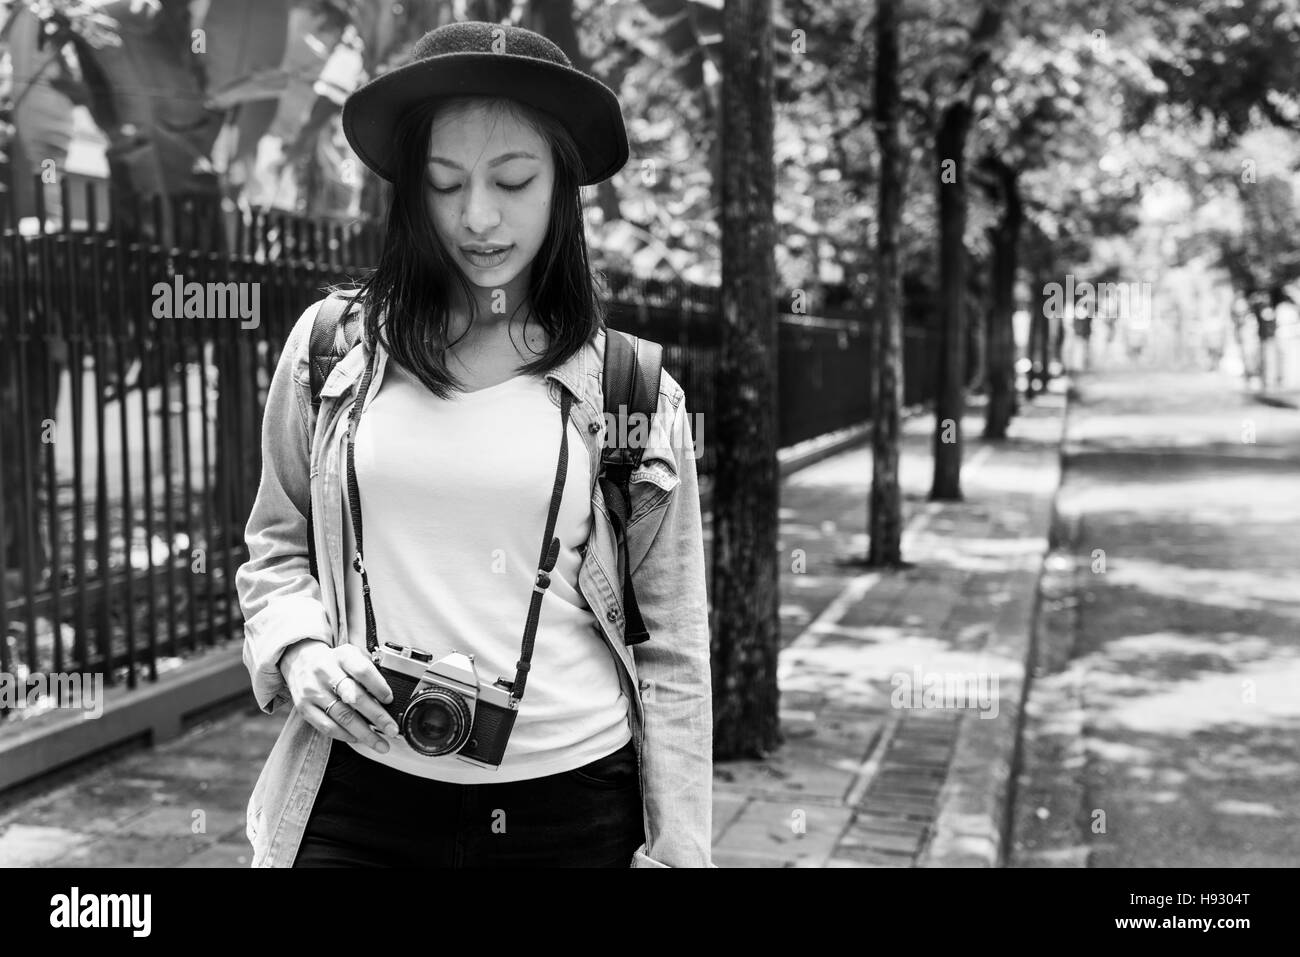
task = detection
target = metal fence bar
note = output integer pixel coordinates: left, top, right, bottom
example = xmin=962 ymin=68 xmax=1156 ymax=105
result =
xmin=108 ymin=199 xmax=139 ymax=682
xmin=87 ymin=183 xmax=113 ymax=683
xmin=133 ymin=208 xmax=158 ymax=688
xmin=36 ymin=185 xmax=67 ymax=681
xmin=63 ymin=177 xmax=85 ymax=680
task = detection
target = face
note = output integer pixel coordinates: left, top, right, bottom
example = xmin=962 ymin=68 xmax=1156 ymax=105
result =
xmin=424 ymin=101 xmax=554 ymax=309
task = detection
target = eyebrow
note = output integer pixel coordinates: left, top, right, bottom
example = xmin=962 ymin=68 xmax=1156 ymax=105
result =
xmin=426 ymin=151 xmax=539 ymax=170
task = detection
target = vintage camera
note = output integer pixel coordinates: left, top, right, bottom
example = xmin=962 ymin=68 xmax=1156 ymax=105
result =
xmin=372 ymin=642 xmax=519 ymax=768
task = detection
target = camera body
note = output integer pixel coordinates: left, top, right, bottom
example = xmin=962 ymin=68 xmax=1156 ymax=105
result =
xmin=373 ymin=642 xmax=519 ymax=768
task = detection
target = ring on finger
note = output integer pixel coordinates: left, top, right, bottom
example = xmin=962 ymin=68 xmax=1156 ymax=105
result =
xmin=324 ymin=698 xmax=344 ymax=722
xmin=331 ymin=674 xmax=352 ymax=699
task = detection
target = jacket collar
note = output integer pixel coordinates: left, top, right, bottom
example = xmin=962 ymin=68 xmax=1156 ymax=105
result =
xmin=544 ymin=329 xmax=596 ymax=410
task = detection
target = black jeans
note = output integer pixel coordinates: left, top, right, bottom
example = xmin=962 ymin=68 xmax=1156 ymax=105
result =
xmin=292 ymin=737 xmax=645 ymax=867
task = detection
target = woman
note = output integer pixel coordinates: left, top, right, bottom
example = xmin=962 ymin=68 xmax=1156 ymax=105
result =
xmin=235 ymin=21 xmax=713 ymax=867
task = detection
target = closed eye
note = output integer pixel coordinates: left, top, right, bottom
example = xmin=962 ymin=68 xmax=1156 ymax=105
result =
xmin=429 ymin=178 xmax=535 ymax=194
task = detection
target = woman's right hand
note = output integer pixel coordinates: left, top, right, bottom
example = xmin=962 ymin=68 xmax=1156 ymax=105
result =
xmin=278 ymin=639 xmax=400 ymax=753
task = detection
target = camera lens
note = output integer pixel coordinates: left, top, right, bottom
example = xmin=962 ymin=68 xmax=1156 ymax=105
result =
xmin=402 ymin=689 xmax=472 ymax=756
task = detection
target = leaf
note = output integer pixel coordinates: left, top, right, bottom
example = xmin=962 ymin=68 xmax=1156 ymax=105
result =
xmin=205 ymin=68 xmax=291 ymax=109
xmin=199 ymin=0 xmax=290 ymax=99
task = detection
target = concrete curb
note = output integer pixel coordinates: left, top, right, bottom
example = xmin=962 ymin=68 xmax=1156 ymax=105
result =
xmin=1006 ymin=499 xmax=1090 ymax=868
xmin=1251 ymin=391 xmax=1300 ymax=410
xmin=0 ymin=645 xmax=249 ymax=795
xmin=917 ymin=386 xmax=1072 ymax=867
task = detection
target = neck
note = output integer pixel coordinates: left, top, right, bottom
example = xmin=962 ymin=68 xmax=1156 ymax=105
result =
xmin=450 ymin=271 xmax=532 ymax=331
xmin=448 ymin=305 xmax=531 ymax=344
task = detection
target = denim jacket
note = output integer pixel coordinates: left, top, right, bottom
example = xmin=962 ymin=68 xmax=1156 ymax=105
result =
xmin=235 ymin=295 xmax=715 ymax=867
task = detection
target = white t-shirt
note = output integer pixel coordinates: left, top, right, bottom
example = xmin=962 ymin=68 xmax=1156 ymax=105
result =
xmin=340 ymin=358 xmax=631 ymax=783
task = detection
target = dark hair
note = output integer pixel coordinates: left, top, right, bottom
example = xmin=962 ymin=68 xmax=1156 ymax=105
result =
xmin=347 ymin=96 xmax=607 ymax=399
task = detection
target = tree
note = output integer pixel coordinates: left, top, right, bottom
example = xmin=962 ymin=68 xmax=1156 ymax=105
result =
xmin=927 ymin=1 xmax=1005 ymax=500
xmin=710 ymin=0 xmax=781 ymax=759
xmin=1131 ymin=0 xmax=1300 ymax=141
xmin=525 ymin=0 xmax=623 ymax=225
xmin=1213 ymin=173 xmax=1300 ymax=389
xmin=868 ymin=0 xmax=905 ymax=565
xmin=972 ymin=19 xmax=1118 ymax=431
xmin=55 ymin=0 xmax=225 ymax=232
xmin=1128 ymin=0 xmax=1300 ymax=383
xmin=978 ymin=154 xmax=1020 ymax=437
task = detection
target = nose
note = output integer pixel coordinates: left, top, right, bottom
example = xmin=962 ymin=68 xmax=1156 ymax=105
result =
xmin=461 ymin=178 xmax=502 ymax=236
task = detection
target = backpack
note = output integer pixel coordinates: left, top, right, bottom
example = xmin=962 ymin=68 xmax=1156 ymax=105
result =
xmin=303 ymin=294 xmax=663 ymax=646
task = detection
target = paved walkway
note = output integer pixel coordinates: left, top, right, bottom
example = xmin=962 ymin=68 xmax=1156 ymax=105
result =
xmin=1010 ymin=371 xmax=1300 ymax=867
xmin=0 ymin=391 xmax=1065 ymax=867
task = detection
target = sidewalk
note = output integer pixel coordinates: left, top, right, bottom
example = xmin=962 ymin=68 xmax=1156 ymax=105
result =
xmin=0 ymin=392 xmax=1065 ymax=867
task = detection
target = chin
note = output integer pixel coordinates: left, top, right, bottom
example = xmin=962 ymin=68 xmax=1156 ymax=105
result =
xmin=467 ymin=267 xmax=524 ymax=288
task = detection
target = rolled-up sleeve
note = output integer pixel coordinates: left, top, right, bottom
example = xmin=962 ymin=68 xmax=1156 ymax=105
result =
xmin=628 ymin=390 xmax=715 ymax=867
xmin=235 ymin=302 xmax=332 ymax=714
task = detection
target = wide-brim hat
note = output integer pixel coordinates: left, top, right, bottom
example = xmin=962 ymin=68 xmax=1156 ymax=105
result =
xmin=342 ymin=20 xmax=629 ymax=187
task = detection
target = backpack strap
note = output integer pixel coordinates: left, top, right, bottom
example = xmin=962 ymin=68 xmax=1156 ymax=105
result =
xmin=306 ymin=293 xmax=364 ymax=582
xmin=599 ymin=328 xmax=664 ymax=646
xmin=309 ymin=293 xmax=364 ymax=413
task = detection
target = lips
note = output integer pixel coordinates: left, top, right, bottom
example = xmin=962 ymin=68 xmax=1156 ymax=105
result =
xmin=461 ymin=244 xmax=514 ymax=268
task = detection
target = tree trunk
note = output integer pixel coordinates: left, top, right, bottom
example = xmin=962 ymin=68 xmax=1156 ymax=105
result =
xmin=931 ymin=101 xmax=971 ymax=500
xmin=868 ymin=0 xmax=904 ymax=567
xmin=527 ymin=0 xmax=622 ymax=225
xmin=969 ymin=300 xmax=987 ymax=393
xmin=1027 ymin=243 xmax=1054 ymax=397
xmin=1024 ymin=280 xmax=1042 ymax=398
xmin=1225 ymin=301 xmax=1247 ymax=385
xmin=1050 ymin=285 xmax=1066 ymax=378
xmin=1254 ymin=311 xmax=1271 ymax=391
xmin=984 ymin=161 xmax=1020 ymax=439
xmin=710 ymin=0 xmax=781 ymax=759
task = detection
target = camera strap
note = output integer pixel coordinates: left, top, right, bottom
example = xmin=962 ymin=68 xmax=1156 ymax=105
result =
xmin=344 ymin=342 xmax=571 ymax=703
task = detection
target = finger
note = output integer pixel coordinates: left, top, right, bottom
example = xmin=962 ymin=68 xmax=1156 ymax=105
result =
xmin=301 ymin=701 xmax=359 ymax=744
xmin=334 ymin=673 xmax=400 ymax=738
xmin=338 ymin=644 xmax=395 ymax=705
xmin=323 ymin=698 xmax=390 ymax=753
